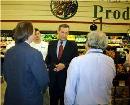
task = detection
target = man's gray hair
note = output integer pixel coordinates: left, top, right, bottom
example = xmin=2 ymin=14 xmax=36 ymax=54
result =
xmin=86 ymin=31 xmax=108 ymax=50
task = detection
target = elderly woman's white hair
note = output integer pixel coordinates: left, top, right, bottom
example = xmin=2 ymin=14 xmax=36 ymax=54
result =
xmin=86 ymin=31 xmax=108 ymax=50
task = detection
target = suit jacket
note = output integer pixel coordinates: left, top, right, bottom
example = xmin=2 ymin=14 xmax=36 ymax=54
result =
xmin=45 ymin=40 xmax=78 ymax=94
xmin=3 ymin=42 xmax=49 ymax=105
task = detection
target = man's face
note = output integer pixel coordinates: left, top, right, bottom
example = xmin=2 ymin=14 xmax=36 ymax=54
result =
xmin=57 ymin=27 xmax=69 ymax=40
xmin=34 ymin=30 xmax=41 ymax=40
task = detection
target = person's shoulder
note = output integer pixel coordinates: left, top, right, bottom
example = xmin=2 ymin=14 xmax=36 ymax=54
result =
xmin=29 ymin=46 xmax=43 ymax=57
xmin=103 ymin=54 xmax=115 ymax=62
xmin=30 ymin=45 xmax=39 ymax=52
xmin=6 ymin=45 xmax=15 ymax=54
xmin=48 ymin=40 xmax=57 ymax=45
xmin=30 ymin=42 xmax=35 ymax=46
xmin=26 ymin=43 xmax=40 ymax=53
xmin=67 ymin=40 xmax=77 ymax=46
xmin=40 ymin=41 xmax=48 ymax=47
xmin=71 ymin=55 xmax=85 ymax=64
xmin=50 ymin=40 xmax=57 ymax=43
xmin=23 ymin=46 xmax=43 ymax=62
xmin=41 ymin=41 xmax=48 ymax=44
xmin=6 ymin=41 xmax=15 ymax=50
xmin=67 ymin=40 xmax=76 ymax=43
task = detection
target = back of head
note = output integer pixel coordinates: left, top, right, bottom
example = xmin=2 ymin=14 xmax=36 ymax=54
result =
xmin=14 ymin=21 xmax=33 ymax=43
xmin=34 ymin=28 xmax=39 ymax=32
xmin=86 ymin=31 xmax=108 ymax=50
xmin=10 ymin=28 xmax=15 ymax=40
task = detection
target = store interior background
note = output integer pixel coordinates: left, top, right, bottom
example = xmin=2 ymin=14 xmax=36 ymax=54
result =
xmin=1 ymin=0 xmax=130 ymax=52
xmin=1 ymin=0 xmax=130 ymax=105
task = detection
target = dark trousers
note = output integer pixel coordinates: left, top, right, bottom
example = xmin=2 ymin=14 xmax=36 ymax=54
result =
xmin=49 ymin=88 xmax=64 ymax=105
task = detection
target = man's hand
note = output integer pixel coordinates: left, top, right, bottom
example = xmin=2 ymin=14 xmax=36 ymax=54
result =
xmin=54 ymin=63 xmax=65 ymax=72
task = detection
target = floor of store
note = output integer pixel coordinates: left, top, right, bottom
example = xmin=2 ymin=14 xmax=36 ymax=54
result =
xmin=1 ymin=80 xmax=130 ymax=105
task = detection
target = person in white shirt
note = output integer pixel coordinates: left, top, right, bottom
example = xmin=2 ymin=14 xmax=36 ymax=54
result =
xmin=30 ymin=28 xmax=49 ymax=105
xmin=64 ymin=31 xmax=116 ymax=105
xmin=30 ymin=28 xmax=48 ymax=60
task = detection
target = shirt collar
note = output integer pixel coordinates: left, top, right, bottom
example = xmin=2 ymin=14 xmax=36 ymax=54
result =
xmin=25 ymin=40 xmax=31 ymax=45
xmin=58 ymin=40 xmax=67 ymax=43
xmin=58 ymin=40 xmax=67 ymax=47
xmin=87 ymin=49 xmax=103 ymax=54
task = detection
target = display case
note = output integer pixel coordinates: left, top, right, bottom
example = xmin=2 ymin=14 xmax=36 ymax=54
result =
xmin=40 ymin=31 xmax=88 ymax=54
xmin=1 ymin=30 xmax=130 ymax=55
xmin=0 ymin=31 xmax=14 ymax=58
xmin=111 ymin=86 xmax=130 ymax=105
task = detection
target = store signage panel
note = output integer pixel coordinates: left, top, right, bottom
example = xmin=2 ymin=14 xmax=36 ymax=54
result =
xmin=93 ymin=5 xmax=129 ymax=20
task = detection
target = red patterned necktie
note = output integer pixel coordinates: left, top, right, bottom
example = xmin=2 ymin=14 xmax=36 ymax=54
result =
xmin=58 ymin=41 xmax=63 ymax=61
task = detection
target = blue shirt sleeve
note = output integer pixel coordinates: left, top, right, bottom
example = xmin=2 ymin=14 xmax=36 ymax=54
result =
xmin=64 ymin=57 xmax=79 ymax=105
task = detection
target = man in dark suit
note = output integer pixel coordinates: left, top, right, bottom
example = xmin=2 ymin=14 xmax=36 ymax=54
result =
xmin=45 ymin=24 xmax=78 ymax=105
xmin=3 ymin=21 xmax=49 ymax=105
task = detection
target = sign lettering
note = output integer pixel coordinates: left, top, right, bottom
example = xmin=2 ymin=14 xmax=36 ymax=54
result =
xmin=94 ymin=5 xmax=130 ymax=20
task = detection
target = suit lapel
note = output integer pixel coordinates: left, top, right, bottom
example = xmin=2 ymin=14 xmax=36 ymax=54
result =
xmin=54 ymin=40 xmax=58 ymax=60
xmin=61 ymin=40 xmax=69 ymax=59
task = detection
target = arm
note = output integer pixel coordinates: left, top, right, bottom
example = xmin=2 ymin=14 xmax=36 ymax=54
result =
xmin=3 ymin=53 xmax=7 ymax=81
xmin=31 ymin=51 xmax=49 ymax=92
xmin=45 ymin=41 xmax=55 ymax=70
xmin=73 ymin=41 xmax=79 ymax=57
xmin=64 ymin=58 xmax=79 ymax=105
xmin=45 ymin=41 xmax=50 ymax=68
xmin=3 ymin=51 xmax=10 ymax=82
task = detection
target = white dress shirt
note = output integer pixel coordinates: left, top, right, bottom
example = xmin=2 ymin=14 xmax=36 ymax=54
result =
xmin=64 ymin=49 xmax=116 ymax=105
xmin=57 ymin=40 xmax=67 ymax=57
xmin=30 ymin=41 xmax=48 ymax=60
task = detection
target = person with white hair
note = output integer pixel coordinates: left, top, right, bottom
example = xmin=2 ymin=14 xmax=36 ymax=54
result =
xmin=64 ymin=31 xmax=116 ymax=105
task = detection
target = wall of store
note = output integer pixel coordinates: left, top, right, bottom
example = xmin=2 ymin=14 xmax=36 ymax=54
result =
xmin=1 ymin=0 xmax=130 ymax=33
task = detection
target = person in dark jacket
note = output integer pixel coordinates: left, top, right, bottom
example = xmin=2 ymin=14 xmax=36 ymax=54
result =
xmin=45 ymin=24 xmax=78 ymax=105
xmin=3 ymin=21 xmax=49 ymax=105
